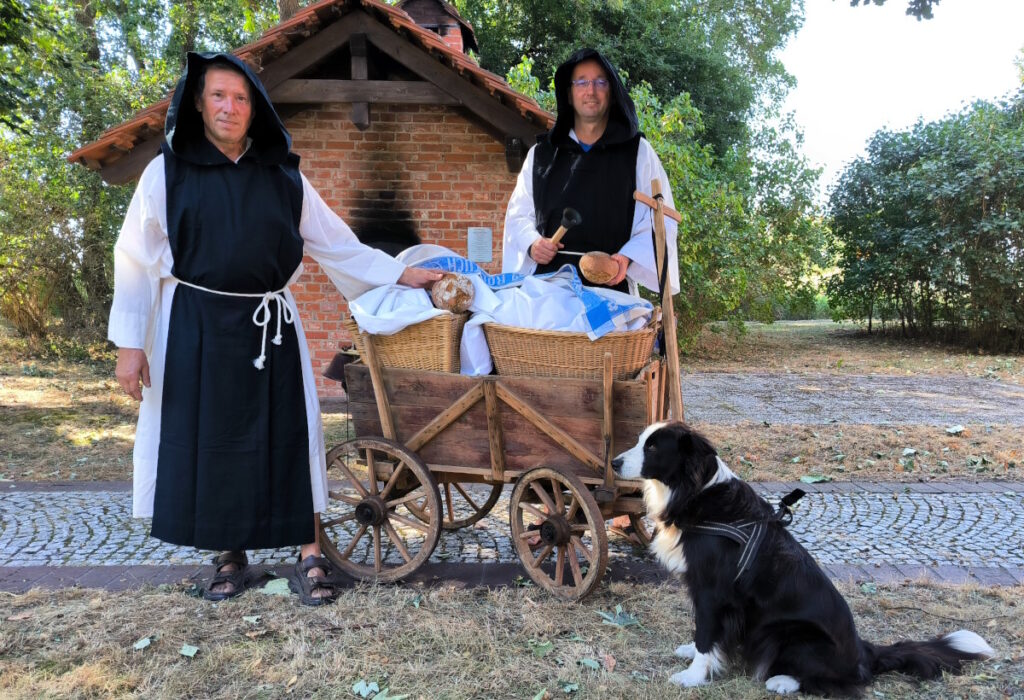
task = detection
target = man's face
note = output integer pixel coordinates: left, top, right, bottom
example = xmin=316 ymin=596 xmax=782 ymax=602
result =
xmin=194 ymin=67 xmax=254 ymax=153
xmin=568 ymin=59 xmax=611 ymax=124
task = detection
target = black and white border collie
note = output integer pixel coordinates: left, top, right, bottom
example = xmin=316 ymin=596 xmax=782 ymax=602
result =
xmin=613 ymin=421 xmax=994 ymax=696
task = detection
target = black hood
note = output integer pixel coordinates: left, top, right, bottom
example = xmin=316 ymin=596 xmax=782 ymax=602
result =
xmin=164 ymin=52 xmax=292 ymax=165
xmin=547 ymin=48 xmax=639 ymax=148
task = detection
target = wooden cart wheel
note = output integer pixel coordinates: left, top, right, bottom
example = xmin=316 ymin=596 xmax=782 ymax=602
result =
xmin=628 ymin=514 xmax=655 ymax=547
xmin=408 ymin=479 xmax=503 ymax=530
xmin=319 ymin=438 xmax=441 ymax=582
xmin=509 ymin=468 xmax=608 ymax=600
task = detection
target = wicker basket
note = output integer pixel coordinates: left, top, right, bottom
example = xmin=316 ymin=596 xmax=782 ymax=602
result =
xmin=483 ymin=317 xmax=659 ymax=380
xmin=343 ymin=312 xmax=467 ymax=373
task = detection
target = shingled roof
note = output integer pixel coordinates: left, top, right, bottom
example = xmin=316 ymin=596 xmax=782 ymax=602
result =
xmin=69 ymin=0 xmax=552 ymax=181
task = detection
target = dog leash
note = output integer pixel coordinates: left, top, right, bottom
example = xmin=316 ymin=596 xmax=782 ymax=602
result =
xmin=689 ymin=488 xmax=805 ymax=583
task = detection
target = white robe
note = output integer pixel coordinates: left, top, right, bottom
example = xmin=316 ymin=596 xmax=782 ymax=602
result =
xmin=108 ymin=154 xmax=406 ymax=518
xmin=502 ymin=132 xmax=681 ymax=295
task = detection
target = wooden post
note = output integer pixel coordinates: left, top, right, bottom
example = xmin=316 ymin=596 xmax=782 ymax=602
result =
xmin=482 ymin=379 xmax=506 ymax=483
xmin=599 ymin=352 xmax=616 ymax=498
xmin=350 ymin=33 xmax=370 ymax=131
xmin=650 ymin=179 xmax=684 ymax=421
xmin=360 ymin=332 xmax=396 ymax=441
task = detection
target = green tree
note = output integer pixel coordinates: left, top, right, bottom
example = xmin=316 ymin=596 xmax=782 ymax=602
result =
xmin=828 ymin=92 xmax=1024 ymax=349
xmin=458 ymin=0 xmax=802 ymax=156
xmin=0 ymin=1 xmax=280 ymax=340
xmin=845 ymin=0 xmax=939 ymax=20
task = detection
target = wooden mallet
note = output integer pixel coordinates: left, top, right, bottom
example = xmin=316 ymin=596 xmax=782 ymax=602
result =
xmin=549 ymin=207 xmax=582 ymax=245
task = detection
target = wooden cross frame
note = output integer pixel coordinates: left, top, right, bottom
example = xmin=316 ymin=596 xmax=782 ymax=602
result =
xmin=634 ymin=181 xmax=684 ymax=421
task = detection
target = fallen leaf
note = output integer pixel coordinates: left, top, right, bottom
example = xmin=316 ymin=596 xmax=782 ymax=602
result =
xmin=596 ymin=604 xmax=640 ymax=627
xmin=529 ymin=639 xmax=554 ymax=658
xmin=243 ymin=615 xmax=261 ymax=625
xmin=531 ymin=691 xmax=551 ymax=700
xmin=132 ymin=636 xmax=151 ymax=651
xmin=7 ymin=612 xmax=32 ymax=621
xmin=860 ymin=582 xmax=877 ymax=595
xmin=579 ymin=657 xmax=600 ymax=670
xmin=902 ymin=448 xmax=917 ymax=457
xmin=352 ymin=680 xmax=379 ymax=698
xmin=799 ymin=474 xmax=831 ymax=484
xmin=945 ymin=425 xmax=965 ymax=435
xmin=602 ymin=654 xmax=617 ymax=672
xmin=258 ymin=578 xmax=291 ymax=596
xmin=285 ymin=675 xmax=298 ymax=693
xmin=559 ymin=681 xmax=579 ymax=693
xmin=179 ymin=643 xmax=199 ymax=658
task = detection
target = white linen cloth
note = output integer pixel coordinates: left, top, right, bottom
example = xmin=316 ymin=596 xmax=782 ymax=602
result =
xmin=108 ymin=154 xmax=407 ymax=518
xmin=502 ymin=132 xmax=681 ymax=295
xmin=350 ymin=245 xmax=651 ymax=376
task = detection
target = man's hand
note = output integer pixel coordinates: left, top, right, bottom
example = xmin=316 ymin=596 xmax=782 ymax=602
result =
xmin=529 ymin=237 xmax=563 ymax=265
xmin=608 ymin=253 xmax=630 ymax=286
xmin=116 ymin=348 xmax=151 ymax=402
xmin=397 ymin=267 xmax=444 ymax=288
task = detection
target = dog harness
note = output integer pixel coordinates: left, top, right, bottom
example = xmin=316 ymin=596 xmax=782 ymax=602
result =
xmin=689 ymin=489 xmax=805 ymax=583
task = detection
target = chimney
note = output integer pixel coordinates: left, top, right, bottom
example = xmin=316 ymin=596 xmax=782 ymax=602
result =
xmin=438 ymin=21 xmax=463 ymax=54
xmin=396 ymin=0 xmax=478 ymax=55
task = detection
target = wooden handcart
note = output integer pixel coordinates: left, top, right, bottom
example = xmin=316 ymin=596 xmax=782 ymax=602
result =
xmin=318 ymin=183 xmax=684 ymax=601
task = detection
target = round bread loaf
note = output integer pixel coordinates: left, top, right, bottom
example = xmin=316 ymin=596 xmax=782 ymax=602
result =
xmin=580 ymin=251 xmax=619 ymax=285
xmin=430 ymin=273 xmax=474 ymax=312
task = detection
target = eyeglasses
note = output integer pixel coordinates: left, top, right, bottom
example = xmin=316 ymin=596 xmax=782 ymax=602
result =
xmin=570 ymin=78 xmax=609 ymax=91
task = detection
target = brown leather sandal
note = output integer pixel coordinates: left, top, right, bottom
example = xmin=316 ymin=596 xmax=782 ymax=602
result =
xmin=203 ymin=550 xmax=249 ymax=601
xmin=289 ymin=555 xmax=339 ymax=606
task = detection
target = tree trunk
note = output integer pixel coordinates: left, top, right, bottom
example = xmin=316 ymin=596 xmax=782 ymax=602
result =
xmin=278 ymin=0 xmax=300 ymax=21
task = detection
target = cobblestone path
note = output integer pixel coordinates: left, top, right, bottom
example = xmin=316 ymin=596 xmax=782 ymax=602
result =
xmin=3 ymin=481 xmax=1022 ymax=590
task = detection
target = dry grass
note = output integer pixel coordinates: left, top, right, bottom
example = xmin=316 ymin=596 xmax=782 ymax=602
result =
xmin=0 ymin=580 xmax=1020 ymax=699
xmin=688 ymin=321 xmax=1024 ymax=385
xmin=695 ymin=422 xmax=1021 ymax=482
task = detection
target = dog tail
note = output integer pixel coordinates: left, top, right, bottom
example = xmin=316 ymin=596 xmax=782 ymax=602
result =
xmin=863 ymin=630 xmax=994 ymax=679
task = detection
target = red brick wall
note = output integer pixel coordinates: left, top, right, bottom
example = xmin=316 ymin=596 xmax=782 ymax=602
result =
xmin=286 ymin=103 xmax=518 ymax=397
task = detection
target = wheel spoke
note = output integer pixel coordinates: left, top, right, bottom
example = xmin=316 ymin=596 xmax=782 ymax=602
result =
xmin=444 ymin=483 xmax=455 ymax=523
xmin=387 ymin=510 xmax=432 ymax=534
xmin=531 ymin=543 xmax=554 ymax=569
xmin=379 ymin=460 xmax=407 ymax=500
xmin=555 ymin=546 xmax=565 ymax=586
xmin=565 ymin=497 xmax=580 ymax=523
xmin=373 ymin=525 xmax=382 ymax=573
xmin=320 ymin=512 xmax=357 ymax=529
xmin=529 ymin=481 xmax=557 ymax=514
xmin=328 ymin=490 xmax=362 ymax=506
xmin=386 ymin=488 xmax=427 ymax=509
xmin=335 ymin=458 xmax=370 ymax=499
xmin=452 ymin=482 xmax=484 ymax=513
xmin=518 ymin=501 xmax=548 ymax=523
xmin=383 ymin=521 xmax=413 ymax=563
xmin=339 ymin=524 xmax=369 ymax=560
xmin=365 ymin=449 xmax=379 ymax=495
xmin=567 ymin=543 xmax=584 ymax=585
xmin=551 ymin=478 xmax=565 ymax=512
xmin=570 ymin=535 xmax=596 ymax=565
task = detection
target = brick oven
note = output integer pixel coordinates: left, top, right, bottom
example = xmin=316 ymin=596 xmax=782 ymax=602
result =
xmin=69 ymin=0 xmax=553 ymax=398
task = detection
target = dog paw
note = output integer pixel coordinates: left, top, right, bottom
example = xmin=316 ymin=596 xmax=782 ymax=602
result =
xmin=765 ymin=675 xmax=800 ymax=694
xmin=669 ymin=667 xmax=709 ymax=688
xmin=674 ymin=642 xmax=697 ymax=659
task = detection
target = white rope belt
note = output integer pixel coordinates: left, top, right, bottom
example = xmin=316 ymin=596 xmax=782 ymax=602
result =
xmin=174 ymin=278 xmax=294 ymax=371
